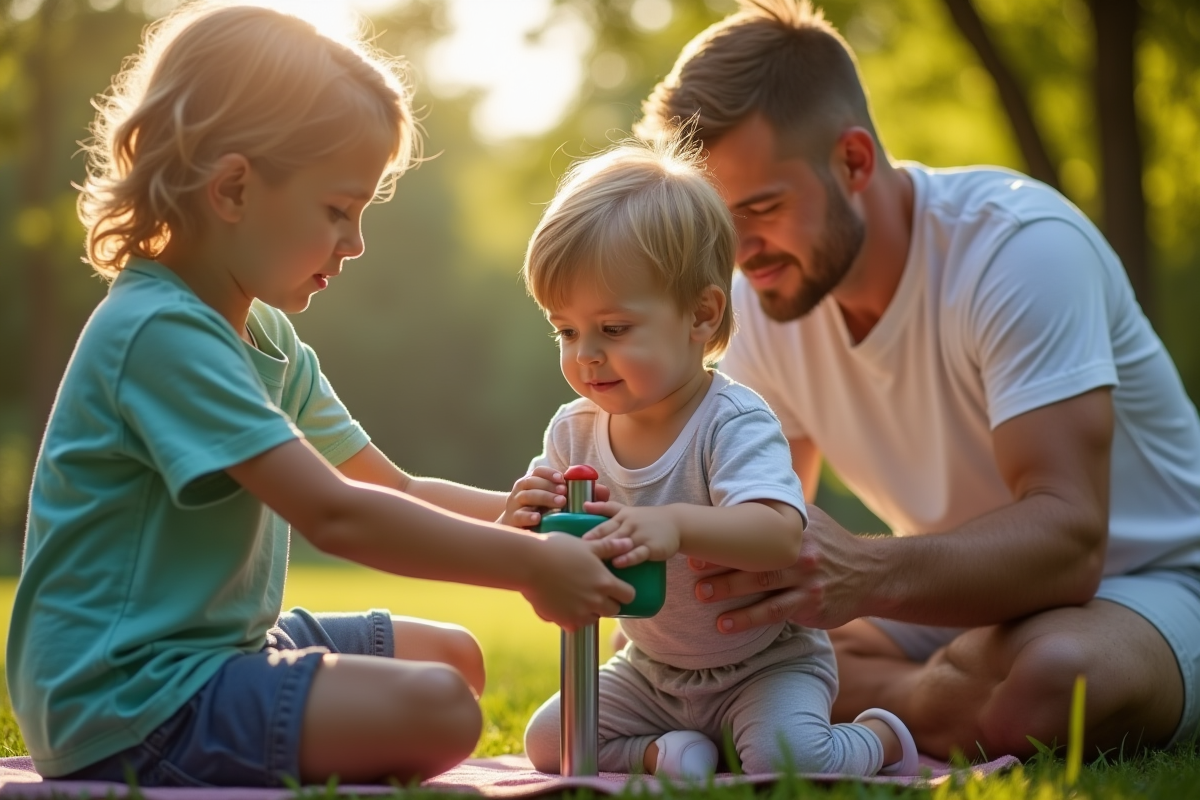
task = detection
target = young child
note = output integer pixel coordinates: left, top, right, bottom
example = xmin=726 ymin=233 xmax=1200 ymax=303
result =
xmin=504 ymin=136 xmax=919 ymax=779
xmin=7 ymin=2 xmax=636 ymax=788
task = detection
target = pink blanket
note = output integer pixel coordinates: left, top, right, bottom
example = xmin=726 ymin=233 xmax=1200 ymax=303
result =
xmin=0 ymin=753 xmax=1019 ymax=797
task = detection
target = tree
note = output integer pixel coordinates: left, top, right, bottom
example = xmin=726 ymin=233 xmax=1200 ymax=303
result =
xmin=946 ymin=0 xmax=1152 ymax=320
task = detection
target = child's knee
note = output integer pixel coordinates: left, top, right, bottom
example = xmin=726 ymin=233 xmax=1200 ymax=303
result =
xmin=523 ymin=695 xmax=562 ymax=774
xmin=439 ymin=626 xmax=485 ymax=696
xmin=401 ymin=663 xmax=482 ymax=751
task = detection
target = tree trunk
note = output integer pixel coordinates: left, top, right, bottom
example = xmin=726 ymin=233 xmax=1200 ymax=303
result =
xmin=1090 ymin=0 xmax=1153 ymax=323
xmin=20 ymin=0 xmax=63 ymax=438
xmin=942 ymin=0 xmax=1061 ymax=191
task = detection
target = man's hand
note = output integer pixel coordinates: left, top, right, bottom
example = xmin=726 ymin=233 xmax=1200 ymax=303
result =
xmin=690 ymin=506 xmax=871 ymax=633
xmin=581 ymin=501 xmax=682 ymax=567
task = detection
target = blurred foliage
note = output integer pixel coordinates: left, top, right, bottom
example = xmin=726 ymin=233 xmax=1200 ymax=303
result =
xmin=1 ymin=0 xmax=1198 ymax=565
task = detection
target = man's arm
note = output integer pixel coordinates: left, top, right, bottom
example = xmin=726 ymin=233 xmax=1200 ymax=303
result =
xmin=695 ymin=387 xmax=1112 ymax=631
xmin=790 ymin=437 xmax=821 ymax=504
xmin=337 ymin=443 xmax=509 ymax=521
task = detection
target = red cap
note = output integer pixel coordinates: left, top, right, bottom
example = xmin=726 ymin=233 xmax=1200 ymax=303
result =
xmin=563 ymin=464 xmax=599 ymax=481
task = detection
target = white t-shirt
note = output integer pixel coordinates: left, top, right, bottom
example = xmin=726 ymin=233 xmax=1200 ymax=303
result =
xmin=531 ymin=371 xmax=808 ymax=669
xmin=721 ymin=163 xmax=1200 ymax=575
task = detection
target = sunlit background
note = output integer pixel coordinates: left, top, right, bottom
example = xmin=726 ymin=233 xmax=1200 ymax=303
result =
xmin=1 ymin=0 xmax=1199 ymax=570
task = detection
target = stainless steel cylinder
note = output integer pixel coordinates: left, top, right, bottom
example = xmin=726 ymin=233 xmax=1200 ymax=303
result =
xmin=560 ymin=624 xmax=599 ymax=776
xmin=566 ymin=479 xmax=594 ymax=513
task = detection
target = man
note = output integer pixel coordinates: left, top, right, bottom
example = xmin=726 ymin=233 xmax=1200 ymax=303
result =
xmin=633 ymin=0 xmax=1200 ymax=760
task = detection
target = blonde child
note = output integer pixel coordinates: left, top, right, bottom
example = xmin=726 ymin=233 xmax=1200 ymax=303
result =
xmin=503 ymin=137 xmax=919 ymax=779
xmin=6 ymin=2 xmax=636 ymax=787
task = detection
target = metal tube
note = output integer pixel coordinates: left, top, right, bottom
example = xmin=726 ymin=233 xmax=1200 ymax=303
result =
xmin=560 ymin=624 xmax=598 ymax=776
xmin=566 ymin=479 xmax=593 ymax=513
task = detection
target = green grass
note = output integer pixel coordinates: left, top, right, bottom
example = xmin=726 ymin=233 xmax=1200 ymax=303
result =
xmin=1 ymin=565 xmax=1198 ymax=797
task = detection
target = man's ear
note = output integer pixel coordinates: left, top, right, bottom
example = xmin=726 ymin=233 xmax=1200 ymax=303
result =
xmin=691 ymin=284 xmax=728 ymax=343
xmin=206 ymin=153 xmax=253 ymax=223
xmin=833 ymin=127 xmax=876 ymax=195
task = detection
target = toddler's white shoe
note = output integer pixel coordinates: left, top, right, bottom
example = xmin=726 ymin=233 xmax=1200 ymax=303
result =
xmin=653 ymin=730 xmax=718 ymax=780
xmin=854 ymin=708 xmax=920 ymax=776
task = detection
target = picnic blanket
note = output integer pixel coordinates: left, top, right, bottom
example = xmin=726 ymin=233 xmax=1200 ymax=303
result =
xmin=0 ymin=753 xmax=1021 ymax=797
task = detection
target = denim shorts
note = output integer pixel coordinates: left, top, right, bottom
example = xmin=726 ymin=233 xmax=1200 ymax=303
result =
xmin=867 ymin=567 xmax=1200 ymax=746
xmin=64 ymin=607 xmax=394 ymax=787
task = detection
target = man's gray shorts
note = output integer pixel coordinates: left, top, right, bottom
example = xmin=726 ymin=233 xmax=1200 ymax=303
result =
xmin=867 ymin=567 xmax=1200 ymax=746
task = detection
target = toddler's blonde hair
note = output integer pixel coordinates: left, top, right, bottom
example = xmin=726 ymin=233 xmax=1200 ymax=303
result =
xmin=523 ymin=135 xmax=736 ymax=363
xmin=78 ymin=2 xmax=417 ymax=278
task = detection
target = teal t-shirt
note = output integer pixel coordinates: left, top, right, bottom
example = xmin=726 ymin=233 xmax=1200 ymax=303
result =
xmin=7 ymin=260 xmax=370 ymax=776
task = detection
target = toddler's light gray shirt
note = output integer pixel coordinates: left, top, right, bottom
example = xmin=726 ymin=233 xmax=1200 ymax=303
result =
xmin=531 ymin=371 xmax=807 ymax=670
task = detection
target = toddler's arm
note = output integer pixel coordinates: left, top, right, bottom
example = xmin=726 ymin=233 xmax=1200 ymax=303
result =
xmin=338 ymin=442 xmax=510 ymax=521
xmin=229 ymin=438 xmax=636 ymax=629
xmin=582 ymin=500 xmax=804 ymax=572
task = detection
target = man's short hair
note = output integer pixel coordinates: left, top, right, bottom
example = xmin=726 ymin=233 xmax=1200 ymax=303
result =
xmin=634 ymin=0 xmax=878 ymax=160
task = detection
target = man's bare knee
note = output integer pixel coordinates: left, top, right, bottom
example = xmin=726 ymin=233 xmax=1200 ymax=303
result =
xmin=830 ymin=619 xmax=906 ymax=659
xmin=977 ymin=633 xmax=1090 ymax=757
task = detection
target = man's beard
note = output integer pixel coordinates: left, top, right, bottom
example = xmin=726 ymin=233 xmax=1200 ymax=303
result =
xmin=747 ymin=179 xmax=866 ymax=323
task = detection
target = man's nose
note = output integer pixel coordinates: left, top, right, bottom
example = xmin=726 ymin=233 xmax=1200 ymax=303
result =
xmin=734 ymin=227 xmax=764 ymax=266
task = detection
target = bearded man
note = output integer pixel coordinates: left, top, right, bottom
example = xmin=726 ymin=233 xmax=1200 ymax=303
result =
xmin=633 ymin=0 xmax=1200 ymax=759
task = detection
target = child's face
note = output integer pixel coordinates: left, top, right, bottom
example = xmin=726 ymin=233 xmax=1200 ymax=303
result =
xmin=237 ymin=129 xmax=393 ymax=313
xmin=548 ymin=267 xmax=707 ymax=420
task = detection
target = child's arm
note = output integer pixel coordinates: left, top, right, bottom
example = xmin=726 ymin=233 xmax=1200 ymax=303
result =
xmin=337 ymin=443 xmax=510 ymax=522
xmin=580 ymin=500 xmax=805 ymax=572
xmin=229 ymin=438 xmax=636 ymax=629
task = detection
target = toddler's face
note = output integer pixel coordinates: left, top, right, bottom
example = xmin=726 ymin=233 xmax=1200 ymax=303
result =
xmin=548 ymin=267 xmax=707 ymax=421
xmin=236 ymin=128 xmax=393 ymax=313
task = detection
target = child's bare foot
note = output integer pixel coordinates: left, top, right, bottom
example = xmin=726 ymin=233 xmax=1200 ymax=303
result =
xmin=854 ymin=708 xmax=919 ymax=775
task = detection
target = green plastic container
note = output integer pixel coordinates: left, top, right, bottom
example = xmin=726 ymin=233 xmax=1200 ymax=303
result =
xmin=537 ymin=511 xmax=666 ymax=619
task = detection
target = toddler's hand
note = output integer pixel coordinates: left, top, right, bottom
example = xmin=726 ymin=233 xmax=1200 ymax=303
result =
xmin=500 ymin=466 xmax=567 ymax=528
xmin=581 ymin=502 xmax=682 ymax=567
xmin=523 ymin=533 xmax=635 ymax=630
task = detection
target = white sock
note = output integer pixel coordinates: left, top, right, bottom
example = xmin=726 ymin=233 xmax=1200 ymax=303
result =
xmin=853 ymin=708 xmax=920 ymax=776
xmin=653 ymin=730 xmax=718 ymax=779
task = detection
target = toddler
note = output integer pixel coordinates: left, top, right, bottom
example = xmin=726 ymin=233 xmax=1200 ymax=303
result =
xmin=7 ymin=2 xmax=634 ymax=787
xmin=504 ymin=136 xmax=918 ymax=778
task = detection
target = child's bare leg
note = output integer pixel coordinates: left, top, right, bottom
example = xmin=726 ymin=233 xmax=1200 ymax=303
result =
xmin=391 ymin=617 xmax=486 ymax=696
xmin=299 ymin=653 xmax=481 ymax=783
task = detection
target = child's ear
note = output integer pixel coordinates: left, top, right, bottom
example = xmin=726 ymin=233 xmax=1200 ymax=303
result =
xmin=206 ymin=153 xmax=252 ymax=223
xmin=691 ymin=284 xmax=727 ymax=343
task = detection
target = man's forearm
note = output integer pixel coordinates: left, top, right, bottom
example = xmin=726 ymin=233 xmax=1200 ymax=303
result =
xmin=857 ymin=493 xmax=1105 ymax=626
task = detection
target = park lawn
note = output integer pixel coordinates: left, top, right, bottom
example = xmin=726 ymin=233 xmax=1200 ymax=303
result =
xmin=0 ymin=564 xmax=1196 ymax=798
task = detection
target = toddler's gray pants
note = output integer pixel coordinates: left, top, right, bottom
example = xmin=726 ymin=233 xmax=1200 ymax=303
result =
xmin=524 ymin=623 xmax=884 ymax=775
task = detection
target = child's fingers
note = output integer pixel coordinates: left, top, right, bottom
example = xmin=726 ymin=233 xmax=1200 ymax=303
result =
xmin=583 ymin=500 xmax=623 ymax=517
xmin=529 ymin=466 xmax=564 ymax=483
xmin=586 ymin=535 xmax=633 ymax=562
xmin=581 ymin=518 xmax=628 ymax=541
xmin=511 ymin=507 xmax=547 ymax=527
xmin=514 ymin=488 xmax=566 ymax=511
xmin=612 ymin=545 xmax=650 ymax=568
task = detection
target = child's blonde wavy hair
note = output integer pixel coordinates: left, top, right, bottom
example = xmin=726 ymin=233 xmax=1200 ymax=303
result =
xmin=523 ymin=135 xmax=737 ymax=363
xmin=78 ymin=2 xmax=417 ymax=279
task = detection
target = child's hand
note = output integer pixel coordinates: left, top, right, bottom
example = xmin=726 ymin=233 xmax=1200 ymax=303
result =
xmin=500 ymin=467 xmax=613 ymax=528
xmin=501 ymin=466 xmax=567 ymax=528
xmin=524 ymin=533 xmax=636 ymax=630
xmin=581 ymin=502 xmax=682 ymax=567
